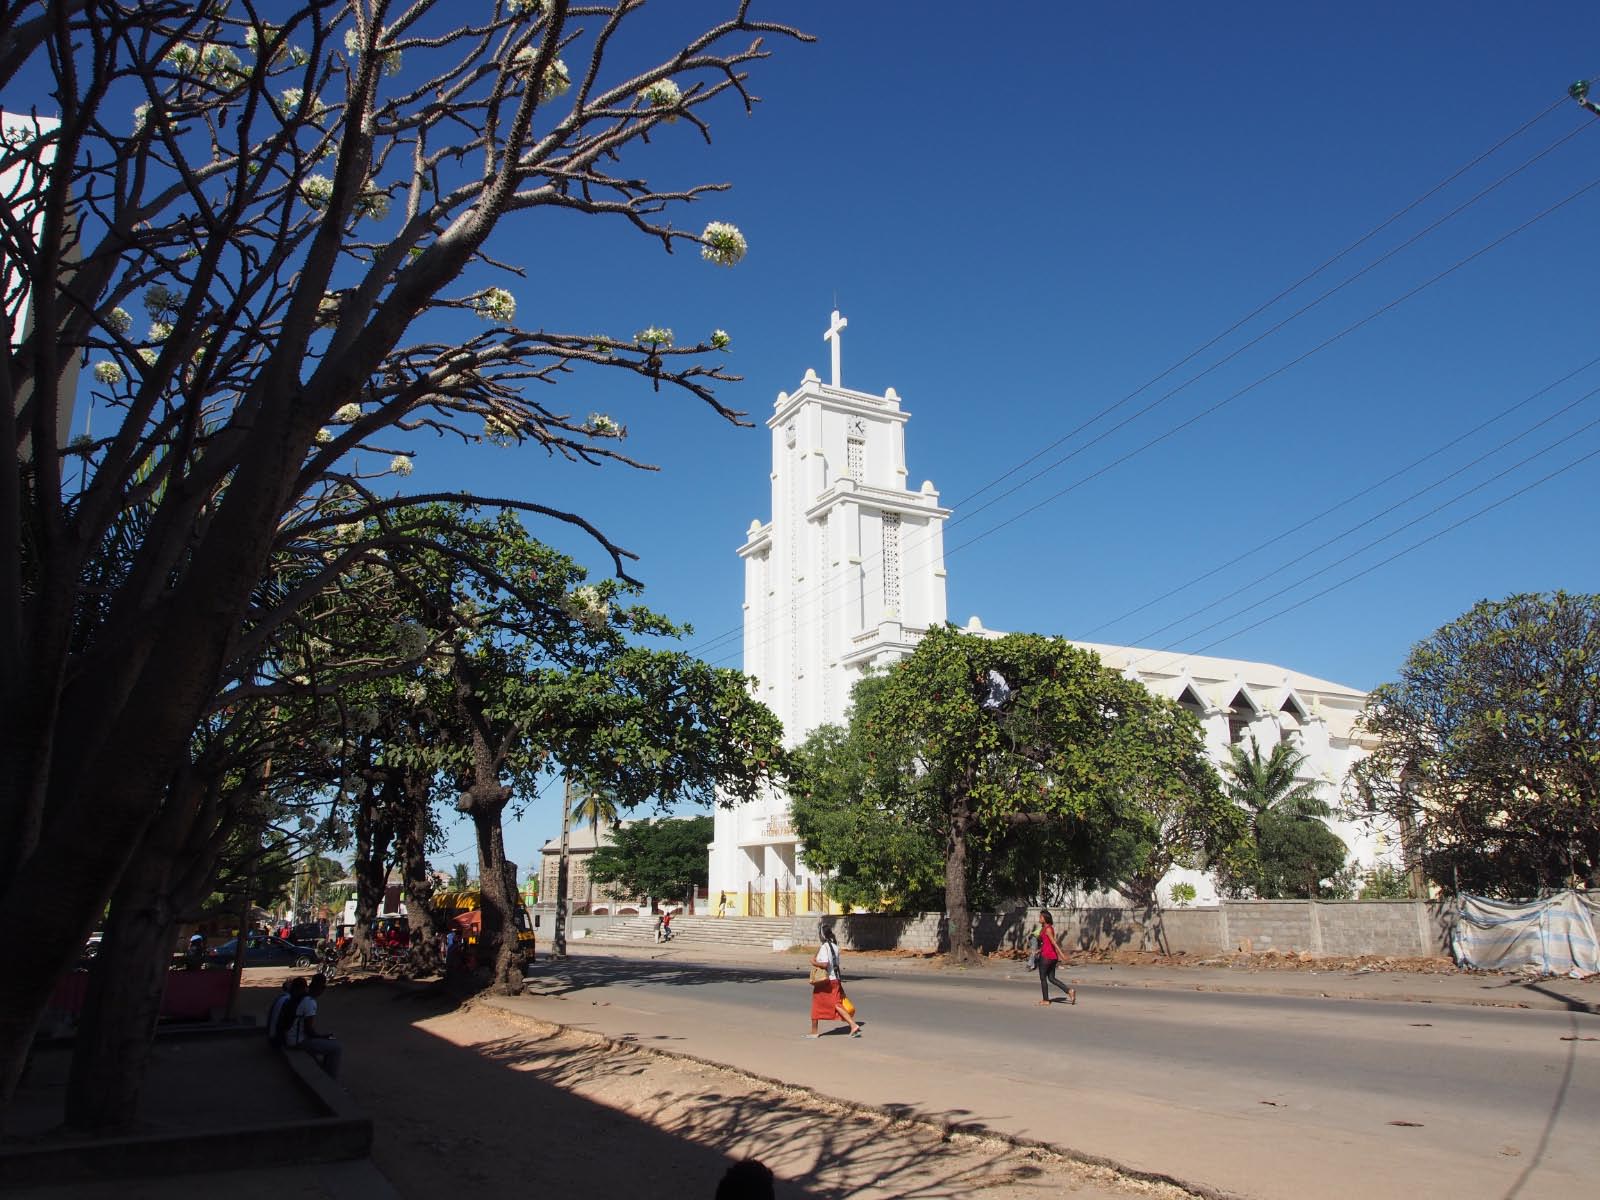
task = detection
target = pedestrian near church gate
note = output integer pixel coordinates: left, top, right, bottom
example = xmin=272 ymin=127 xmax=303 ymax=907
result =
xmin=806 ymin=924 xmax=863 ymax=1038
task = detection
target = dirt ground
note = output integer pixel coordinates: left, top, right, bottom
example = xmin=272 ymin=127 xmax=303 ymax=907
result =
xmin=289 ymin=974 xmax=1198 ymax=1200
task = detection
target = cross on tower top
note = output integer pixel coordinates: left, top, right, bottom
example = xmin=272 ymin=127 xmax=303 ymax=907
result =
xmin=822 ymin=309 xmax=848 ymax=388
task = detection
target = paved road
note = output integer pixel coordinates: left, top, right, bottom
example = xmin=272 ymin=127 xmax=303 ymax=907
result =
xmin=498 ymin=951 xmax=1600 ymax=1200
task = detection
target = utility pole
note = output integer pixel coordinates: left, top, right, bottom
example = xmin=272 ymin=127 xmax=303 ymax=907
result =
xmin=554 ymin=775 xmax=572 ymax=957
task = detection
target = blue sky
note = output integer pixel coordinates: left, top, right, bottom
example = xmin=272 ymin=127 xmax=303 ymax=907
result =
xmin=456 ymin=2 xmax=1600 ymax=873
xmin=13 ymin=2 xmax=1600 ymax=876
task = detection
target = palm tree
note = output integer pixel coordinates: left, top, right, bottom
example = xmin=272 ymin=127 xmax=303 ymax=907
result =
xmin=1222 ymin=741 xmax=1331 ymax=834
xmin=569 ymin=782 xmax=620 ymax=913
xmin=569 ymin=782 xmax=620 ymax=832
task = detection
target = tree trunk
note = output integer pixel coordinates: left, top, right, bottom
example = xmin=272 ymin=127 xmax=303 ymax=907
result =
xmin=63 ymin=770 xmax=237 ymax=1130
xmin=459 ymin=782 xmax=523 ymax=994
xmin=350 ymin=780 xmax=397 ymax=966
xmin=64 ymin=879 xmax=178 ymax=1132
xmin=945 ymin=788 xmax=978 ymax=965
xmin=397 ymin=772 xmax=444 ymax=977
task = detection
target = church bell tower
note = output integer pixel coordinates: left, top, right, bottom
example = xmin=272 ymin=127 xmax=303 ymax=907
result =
xmin=707 ymin=312 xmax=950 ymax=908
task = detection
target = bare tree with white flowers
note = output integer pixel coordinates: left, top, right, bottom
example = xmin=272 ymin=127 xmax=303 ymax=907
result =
xmin=1 ymin=0 xmax=809 ymax=1116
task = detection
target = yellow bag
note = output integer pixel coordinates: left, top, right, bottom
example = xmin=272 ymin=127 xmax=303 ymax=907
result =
xmin=839 ymin=995 xmax=856 ymax=1017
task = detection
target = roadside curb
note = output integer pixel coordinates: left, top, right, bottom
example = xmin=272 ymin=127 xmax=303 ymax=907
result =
xmin=563 ymin=942 xmax=1600 ymax=1015
xmin=478 ymin=994 xmax=1244 ymax=1200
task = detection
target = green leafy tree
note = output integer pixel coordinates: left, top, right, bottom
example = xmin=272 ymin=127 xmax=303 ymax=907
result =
xmin=2 ymin=0 xmax=810 ymax=1111
xmin=857 ymin=626 xmax=1231 ymax=963
xmin=791 ymin=717 xmax=946 ymax=913
xmin=1251 ymin=812 xmax=1349 ymax=899
xmin=588 ymin=816 xmax=714 ymax=905
xmin=383 ymin=509 xmax=786 ymax=992
xmin=1358 ymin=865 xmax=1415 ymax=900
xmin=1350 ymin=591 xmax=1600 ymax=896
xmin=451 ymin=863 xmax=472 ymax=891
xmin=1220 ymin=741 xmax=1343 ymax=899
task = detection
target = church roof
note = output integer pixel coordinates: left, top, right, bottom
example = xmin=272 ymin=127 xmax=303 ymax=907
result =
xmin=1065 ymin=639 xmax=1366 ymax=702
xmin=538 ymin=820 xmax=633 ymax=855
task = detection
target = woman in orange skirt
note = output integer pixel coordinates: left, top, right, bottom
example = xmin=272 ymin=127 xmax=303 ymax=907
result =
xmin=807 ymin=923 xmax=863 ymax=1038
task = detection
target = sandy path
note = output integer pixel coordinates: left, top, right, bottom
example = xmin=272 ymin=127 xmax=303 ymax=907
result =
xmin=302 ymin=977 xmax=1194 ymax=1200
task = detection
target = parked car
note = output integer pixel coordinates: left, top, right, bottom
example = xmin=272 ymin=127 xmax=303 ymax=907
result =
xmin=205 ymin=934 xmax=316 ymax=969
xmin=288 ymin=921 xmax=328 ymax=946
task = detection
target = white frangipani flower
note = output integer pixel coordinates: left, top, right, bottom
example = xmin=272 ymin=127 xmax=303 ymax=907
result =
xmin=566 ymin=584 xmax=610 ymax=627
xmin=148 ymin=320 xmax=173 ymax=343
xmin=334 ymin=403 xmax=362 ymax=423
xmin=710 ymin=329 xmax=731 ymax=350
xmin=300 ymin=174 xmax=335 ymax=208
xmin=200 ymin=43 xmax=242 ymax=77
xmin=393 ymin=621 xmax=430 ymax=657
xmin=390 ymin=454 xmax=414 ymax=476
xmin=640 ymin=79 xmax=681 ymax=112
xmin=93 ymin=361 xmax=124 ymax=384
xmin=344 ymin=26 xmax=402 ymax=74
xmin=588 ymin=413 xmax=621 ymax=437
xmin=473 ymin=288 xmax=516 ymax=323
xmin=634 ymin=326 xmax=673 ymax=347
xmin=484 ymin=413 xmax=517 ymax=444
xmin=355 ymin=186 xmax=390 ymax=221
xmin=144 ymin=285 xmax=180 ymax=319
xmin=700 ymin=221 xmax=747 ymax=267
xmin=315 ymin=427 xmax=334 ymax=445
xmin=540 ymin=58 xmax=570 ymax=99
xmin=165 ymin=43 xmax=199 ymax=71
xmin=105 ymin=307 xmax=133 ymax=335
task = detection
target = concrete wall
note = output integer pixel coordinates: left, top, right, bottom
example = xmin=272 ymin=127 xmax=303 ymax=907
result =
xmin=788 ymin=900 xmax=1456 ymax=959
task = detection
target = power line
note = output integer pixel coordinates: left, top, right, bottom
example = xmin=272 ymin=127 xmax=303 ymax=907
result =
xmin=939 ymin=172 xmax=1600 ymax=567
xmin=1083 ymin=352 xmax=1600 ymax=637
xmin=681 ymin=97 xmax=1592 ymax=667
xmin=942 ymin=120 xmax=1594 ymax=541
xmin=1128 ymin=406 xmax=1600 ymax=652
xmin=1124 ymin=440 xmax=1600 ymax=671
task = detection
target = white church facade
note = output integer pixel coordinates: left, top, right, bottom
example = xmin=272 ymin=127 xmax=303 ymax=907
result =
xmin=706 ymin=314 xmax=1380 ymax=914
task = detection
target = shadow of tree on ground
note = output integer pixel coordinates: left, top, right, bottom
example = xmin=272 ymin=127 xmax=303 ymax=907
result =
xmin=335 ymin=980 xmax=1141 ymax=1199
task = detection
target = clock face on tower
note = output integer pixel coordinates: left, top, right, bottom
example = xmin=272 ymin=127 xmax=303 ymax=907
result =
xmin=847 ymin=417 xmax=866 ymax=438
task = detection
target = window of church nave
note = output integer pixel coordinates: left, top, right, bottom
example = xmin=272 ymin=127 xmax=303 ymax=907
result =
xmin=1278 ymin=697 xmax=1307 ymax=733
xmin=1226 ymin=690 xmax=1260 ymax=744
xmin=1177 ymin=686 xmax=1206 ymax=720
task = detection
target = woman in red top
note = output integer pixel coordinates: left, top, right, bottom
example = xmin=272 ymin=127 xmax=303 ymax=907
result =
xmin=1035 ymin=910 xmax=1076 ymax=1006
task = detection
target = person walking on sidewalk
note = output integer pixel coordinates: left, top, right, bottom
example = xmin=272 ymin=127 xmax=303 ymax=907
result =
xmin=1034 ymin=910 xmax=1076 ymax=1006
xmin=807 ymin=923 xmax=863 ymax=1038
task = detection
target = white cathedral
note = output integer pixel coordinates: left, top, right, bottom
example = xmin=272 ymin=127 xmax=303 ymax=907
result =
xmin=706 ymin=313 xmax=1379 ymax=914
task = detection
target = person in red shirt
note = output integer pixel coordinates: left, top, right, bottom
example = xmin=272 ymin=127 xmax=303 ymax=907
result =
xmin=1033 ymin=909 xmax=1076 ymax=1006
